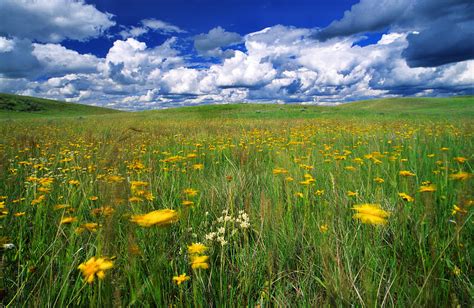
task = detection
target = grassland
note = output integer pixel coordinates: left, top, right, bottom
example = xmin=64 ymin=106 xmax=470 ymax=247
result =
xmin=0 ymin=95 xmax=473 ymax=306
xmin=0 ymin=93 xmax=120 ymax=119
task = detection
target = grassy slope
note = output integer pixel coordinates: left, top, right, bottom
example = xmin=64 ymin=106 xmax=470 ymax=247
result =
xmin=1 ymin=93 xmax=472 ymax=121
xmin=0 ymin=93 xmax=121 ymax=119
xmin=141 ymin=96 xmax=474 ymax=120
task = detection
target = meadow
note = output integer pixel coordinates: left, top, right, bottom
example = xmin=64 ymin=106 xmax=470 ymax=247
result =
xmin=0 ymin=96 xmax=473 ymax=306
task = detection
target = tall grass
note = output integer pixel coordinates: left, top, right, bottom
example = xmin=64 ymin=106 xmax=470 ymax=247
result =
xmin=0 ymin=115 xmax=472 ymax=306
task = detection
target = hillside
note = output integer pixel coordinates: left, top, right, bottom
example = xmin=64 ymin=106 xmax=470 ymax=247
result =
xmin=140 ymin=96 xmax=474 ymax=120
xmin=0 ymin=93 xmax=121 ymax=118
xmin=1 ymin=93 xmax=472 ymax=120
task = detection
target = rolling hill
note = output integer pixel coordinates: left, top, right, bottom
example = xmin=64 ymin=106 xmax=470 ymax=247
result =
xmin=0 ymin=93 xmax=121 ymax=118
xmin=1 ymin=92 xmax=472 ymax=120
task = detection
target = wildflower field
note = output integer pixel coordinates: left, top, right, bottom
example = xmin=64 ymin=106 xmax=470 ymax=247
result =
xmin=0 ymin=98 xmax=473 ymax=306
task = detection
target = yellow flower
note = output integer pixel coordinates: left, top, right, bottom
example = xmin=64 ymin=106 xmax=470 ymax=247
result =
xmin=418 ymin=184 xmax=436 ymax=193
xmin=192 ymin=163 xmax=204 ymax=170
xmin=173 ymin=273 xmax=190 ymax=285
xmin=89 ymin=196 xmax=99 ymax=201
xmin=449 ymin=172 xmax=471 ymax=181
xmin=347 ymin=191 xmax=358 ymax=197
xmin=454 ymin=157 xmax=467 ymax=163
xmin=451 ymin=205 xmax=467 ymax=215
xmin=183 ymin=188 xmax=198 ymax=197
xmin=319 ymin=224 xmax=328 ymax=233
xmin=398 ymin=193 xmax=414 ymax=202
xmin=374 ymin=177 xmax=384 ymax=184
xmin=77 ymin=256 xmax=114 ymax=284
xmin=181 ymin=200 xmax=194 ymax=207
xmin=60 ymin=216 xmax=77 ymax=225
xmin=188 ymin=243 xmax=208 ymax=255
xmin=31 ymin=195 xmax=46 ymax=205
xmin=453 ymin=266 xmax=461 ymax=276
xmin=295 ymin=192 xmax=304 ymax=198
xmin=190 ymin=255 xmax=209 ymax=269
xmin=399 ymin=170 xmax=415 ymax=177
xmin=75 ymin=223 xmax=100 ymax=234
xmin=68 ymin=180 xmax=80 ymax=186
xmin=272 ymin=168 xmax=288 ymax=175
xmin=352 ymin=204 xmax=390 ymax=225
xmin=130 ymin=209 xmax=179 ymax=227
xmin=14 ymin=212 xmax=26 ymax=217
xmin=315 ymin=189 xmax=325 ymax=196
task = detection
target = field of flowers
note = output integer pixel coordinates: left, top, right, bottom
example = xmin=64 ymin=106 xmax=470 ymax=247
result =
xmin=0 ymin=112 xmax=472 ymax=306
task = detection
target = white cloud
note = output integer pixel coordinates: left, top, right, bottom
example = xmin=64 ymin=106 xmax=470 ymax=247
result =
xmin=33 ymin=43 xmax=101 ymax=76
xmin=119 ymin=18 xmax=185 ymax=39
xmin=211 ymin=50 xmax=277 ymax=87
xmin=194 ymin=27 xmax=242 ymax=57
xmin=142 ymin=19 xmax=186 ymax=34
xmin=0 ymin=37 xmax=15 ymax=53
xmin=0 ymin=0 xmax=115 ymax=43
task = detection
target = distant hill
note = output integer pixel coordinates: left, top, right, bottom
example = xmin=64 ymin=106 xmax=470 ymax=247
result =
xmin=140 ymin=96 xmax=474 ymax=120
xmin=0 ymin=93 xmax=121 ymax=118
xmin=1 ymin=93 xmax=472 ymax=120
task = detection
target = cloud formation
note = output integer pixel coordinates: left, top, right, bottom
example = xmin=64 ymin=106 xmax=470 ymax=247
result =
xmin=314 ymin=0 xmax=474 ymax=67
xmin=119 ymin=19 xmax=186 ymax=39
xmin=194 ymin=27 xmax=242 ymax=57
xmin=0 ymin=0 xmax=115 ymax=43
xmin=0 ymin=0 xmax=472 ymax=110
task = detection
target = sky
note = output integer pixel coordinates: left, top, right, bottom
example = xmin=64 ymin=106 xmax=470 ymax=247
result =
xmin=0 ymin=0 xmax=473 ymax=110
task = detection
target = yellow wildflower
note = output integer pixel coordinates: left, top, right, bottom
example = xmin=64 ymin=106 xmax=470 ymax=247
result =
xmin=454 ymin=157 xmax=467 ymax=163
xmin=130 ymin=209 xmax=179 ymax=227
xmin=398 ymin=193 xmax=414 ymax=202
xmin=188 ymin=243 xmax=208 ymax=255
xmin=183 ymin=188 xmax=198 ymax=197
xmin=173 ymin=273 xmax=190 ymax=285
xmin=190 ymin=255 xmax=209 ymax=269
xmin=419 ymin=184 xmax=436 ymax=193
xmin=77 ymin=256 xmax=114 ymax=284
xmin=449 ymin=172 xmax=471 ymax=181
xmin=181 ymin=200 xmax=194 ymax=207
xmin=352 ymin=204 xmax=390 ymax=225
xmin=60 ymin=216 xmax=77 ymax=225
xmin=399 ymin=170 xmax=415 ymax=177
xmin=192 ymin=163 xmax=204 ymax=170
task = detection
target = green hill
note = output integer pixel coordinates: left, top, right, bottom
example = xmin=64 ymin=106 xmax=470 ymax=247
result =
xmin=0 ymin=93 xmax=121 ymax=119
xmin=139 ymin=96 xmax=474 ymax=120
xmin=1 ymin=93 xmax=472 ymax=120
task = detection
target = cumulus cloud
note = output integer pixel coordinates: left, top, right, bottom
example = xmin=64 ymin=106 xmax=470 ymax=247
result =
xmin=314 ymin=0 xmax=474 ymax=67
xmin=210 ymin=50 xmax=277 ymax=87
xmin=119 ymin=18 xmax=185 ymax=38
xmin=33 ymin=43 xmax=101 ymax=76
xmin=0 ymin=1 xmax=472 ymax=110
xmin=0 ymin=38 xmax=42 ymax=78
xmin=194 ymin=27 xmax=242 ymax=57
xmin=103 ymin=37 xmax=183 ymax=85
xmin=0 ymin=0 xmax=115 ymax=43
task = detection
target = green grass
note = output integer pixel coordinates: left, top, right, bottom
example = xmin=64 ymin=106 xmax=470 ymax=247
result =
xmin=0 ymin=95 xmax=473 ymax=306
xmin=0 ymin=93 xmax=121 ymax=119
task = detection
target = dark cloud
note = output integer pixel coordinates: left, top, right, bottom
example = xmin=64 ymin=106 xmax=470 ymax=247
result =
xmin=314 ymin=0 xmax=474 ymax=67
xmin=403 ymin=19 xmax=474 ymax=67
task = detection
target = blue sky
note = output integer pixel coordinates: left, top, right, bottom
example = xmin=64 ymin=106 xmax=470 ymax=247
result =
xmin=0 ymin=0 xmax=472 ymax=110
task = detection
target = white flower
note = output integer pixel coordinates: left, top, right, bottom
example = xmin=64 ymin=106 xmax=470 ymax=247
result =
xmin=3 ymin=243 xmax=15 ymax=250
xmin=205 ymin=232 xmax=216 ymax=241
xmin=218 ymin=227 xmax=225 ymax=234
